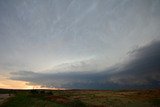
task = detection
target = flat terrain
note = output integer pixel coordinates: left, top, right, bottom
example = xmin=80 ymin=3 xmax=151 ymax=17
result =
xmin=0 ymin=89 xmax=160 ymax=107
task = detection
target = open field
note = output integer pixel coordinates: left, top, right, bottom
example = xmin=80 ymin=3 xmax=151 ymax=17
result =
xmin=0 ymin=89 xmax=160 ymax=107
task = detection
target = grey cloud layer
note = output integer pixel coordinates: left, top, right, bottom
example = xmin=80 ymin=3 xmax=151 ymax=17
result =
xmin=0 ymin=0 xmax=160 ymax=73
xmin=10 ymin=41 xmax=160 ymax=89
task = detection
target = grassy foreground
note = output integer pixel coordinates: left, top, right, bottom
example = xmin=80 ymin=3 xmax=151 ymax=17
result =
xmin=0 ymin=91 xmax=65 ymax=107
xmin=0 ymin=89 xmax=160 ymax=107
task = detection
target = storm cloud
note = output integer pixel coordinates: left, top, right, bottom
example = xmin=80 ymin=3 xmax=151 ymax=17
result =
xmin=10 ymin=40 xmax=160 ymax=89
xmin=1 ymin=0 xmax=160 ymax=89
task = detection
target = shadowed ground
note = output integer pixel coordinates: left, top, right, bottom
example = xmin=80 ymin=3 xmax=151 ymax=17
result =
xmin=0 ymin=94 xmax=14 ymax=105
xmin=0 ymin=89 xmax=160 ymax=107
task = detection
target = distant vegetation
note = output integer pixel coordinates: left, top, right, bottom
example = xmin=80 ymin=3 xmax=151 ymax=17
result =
xmin=0 ymin=89 xmax=160 ymax=107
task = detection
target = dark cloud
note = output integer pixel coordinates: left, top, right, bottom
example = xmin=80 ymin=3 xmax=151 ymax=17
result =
xmin=10 ymin=41 xmax=160 ymax=89
xmin=109 ymin=40 xmax=160 ymax=85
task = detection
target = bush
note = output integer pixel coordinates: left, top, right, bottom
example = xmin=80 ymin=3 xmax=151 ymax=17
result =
xmin=150 ymin=98 xmax=160 ymax=106
xmin=40 ymin=90 xmax=45 ymax=94
xmin=30 ymin=90 xmax=38 ymax=94
xmin=70 ymin=100 xmax=86 ymax=107
xmin=46 ymin=91 xmax=53 ymax=95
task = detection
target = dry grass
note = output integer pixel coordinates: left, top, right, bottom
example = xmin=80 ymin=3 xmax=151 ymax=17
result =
xmin=0 ymin=89 xmax=160 ymax=107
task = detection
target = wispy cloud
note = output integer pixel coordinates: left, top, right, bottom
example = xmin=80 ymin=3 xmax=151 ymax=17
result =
xmin=0 ymin=0 xmax=160 ymax=74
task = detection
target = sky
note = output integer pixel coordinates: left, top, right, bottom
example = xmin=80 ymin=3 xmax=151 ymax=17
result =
xmin=0 ymin=0 xmax=160 ymax=89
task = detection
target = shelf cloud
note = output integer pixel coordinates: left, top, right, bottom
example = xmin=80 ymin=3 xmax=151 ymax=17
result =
xmin=10 ymin=40 xmax=160 ymax=89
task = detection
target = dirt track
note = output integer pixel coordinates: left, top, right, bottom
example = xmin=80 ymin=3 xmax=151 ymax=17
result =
xmin=0 ymin=94 xmax=13 ymax=105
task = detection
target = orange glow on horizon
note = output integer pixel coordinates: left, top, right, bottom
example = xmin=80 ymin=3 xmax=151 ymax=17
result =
xmin=0 ymin=76 xmax=38 ymax=89
xmin=0 ymin=76 xmax=62 ymax=90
